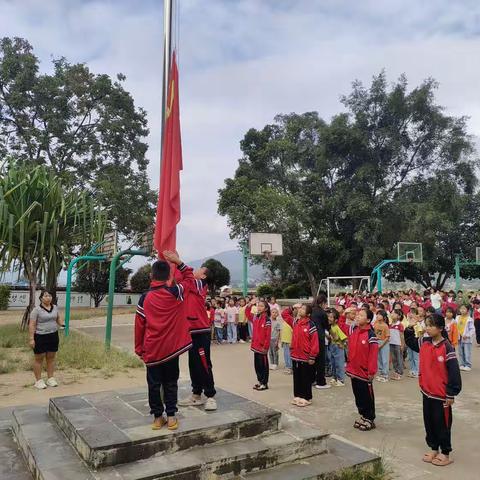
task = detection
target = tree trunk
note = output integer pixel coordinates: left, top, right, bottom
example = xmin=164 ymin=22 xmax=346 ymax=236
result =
xmin=46 ymin=264 xmax=62 ymax=305
xmin=93 ymin=293 xmax=106 ymax=308
xmin=304 ymin=267 xmax=318 ymax=299
xmin=436 ymin=272 xmax=450 ymax=290
xmin=22 ymin=269 xmax=37 ymax=330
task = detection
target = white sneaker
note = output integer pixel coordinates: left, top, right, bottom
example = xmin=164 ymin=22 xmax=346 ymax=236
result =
xmin=283 ymin=368 xmax=292 ymax=375
xmin=463 ymin=366 xmax=472 ymax=371
xmin=46 ymin=377 xmax=58 ymax=387
xmin=204 ymin=397 xmax=217 ymax=411
xmin=459 ymin=366 xmax=466 ymax=371
xmin=314 ymin=384 xmax=331 ymax=390
xmin=329 ymin=378 xmax=337 ymax=385
xmin=269 ymin=364 xmax=278 ymax=370
xmin=177 ymin=396 xmax=205 ymax=407
xmin=239 ymin=339 xmax=246 ymax=344
xmin=34 ymin=379 xmax=47 ymax=390
xmin=335 ymin=380 xmax=345 ymax=387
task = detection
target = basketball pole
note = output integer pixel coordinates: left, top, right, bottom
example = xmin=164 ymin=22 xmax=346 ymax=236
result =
xmin=242 ymin=242 xmax=248 ymax=297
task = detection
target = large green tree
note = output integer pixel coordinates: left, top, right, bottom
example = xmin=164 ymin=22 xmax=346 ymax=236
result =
xmin=130 ymin=264 xmax=152 ymax=293
xmin=384 ymin=178 xmax=480 ymax=289
xmin=0 ymin=160 xmax=105 ymax=326
xmin=218 ymin=73 xmax=478 ymax=295
xmin=202 ymin=259 xmax=230 ymax=296
xmin=0 ymin=37 xmax=156 ymax=239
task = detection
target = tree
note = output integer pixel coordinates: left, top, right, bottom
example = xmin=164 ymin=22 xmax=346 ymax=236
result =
xmin=384 ymin=178 xmax=480 ymax=289
xmin=256 ymin=284 xmax=273 ymax=298
xmin=0 ymin=37 xmax=156 ymax=240
xmin=202 ymin=259 xmax=230 ymax=296
xmin=218 ymin=72 xmax=478 ymax=295
xmin=0 ymin=161 xmax=105 ymax=326
xmin=75 ymin=262 xmax=131 ymax=307
xmin=130 ymin=264 xmax=152 ymax=293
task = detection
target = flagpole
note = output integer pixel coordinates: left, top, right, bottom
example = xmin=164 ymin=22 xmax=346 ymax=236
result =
xmin=161 ymin=0 xmax=174 ymax=158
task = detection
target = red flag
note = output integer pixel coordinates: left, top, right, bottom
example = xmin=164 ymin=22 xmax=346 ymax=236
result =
xmin=154 ymin=52 xmax=182 ymax=258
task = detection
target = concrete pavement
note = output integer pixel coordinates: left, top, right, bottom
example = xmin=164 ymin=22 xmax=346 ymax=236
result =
xmin=74 ymin=316 xmax=480 ymax=480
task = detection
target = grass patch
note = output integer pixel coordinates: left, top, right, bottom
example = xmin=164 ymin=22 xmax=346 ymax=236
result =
xmin=70 ymin=307 xmax=136 ymax=321
xmin=0 ymin=324 xmax=29 ymax=348
xmin=0 ymin=324 xmax=142 ymax=374
xmin=329 ymin=460 xmax=392 ymax=480
xmin=56 ymin=331 xmax=142 ymax=370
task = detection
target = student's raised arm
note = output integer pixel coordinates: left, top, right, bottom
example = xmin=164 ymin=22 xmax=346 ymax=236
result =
xmin=281 ymin=307 xmax=294 ymax=328
xmin=404 ymin=325 xmax=420 ymax=353
xmin=163 ymin=251 xmax=195 ymax=300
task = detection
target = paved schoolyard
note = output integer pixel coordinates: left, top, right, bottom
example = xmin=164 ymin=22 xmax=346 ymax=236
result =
xmin=74 ymin=316 xmax=480 ymax=480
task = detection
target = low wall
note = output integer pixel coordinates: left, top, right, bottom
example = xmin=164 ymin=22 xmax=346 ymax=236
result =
xmin=7 ymin=291 xmax=141 ymax=310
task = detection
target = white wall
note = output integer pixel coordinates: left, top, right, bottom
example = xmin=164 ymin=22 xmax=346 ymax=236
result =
xmin=8 ymin=291 xmax=140 ymax=309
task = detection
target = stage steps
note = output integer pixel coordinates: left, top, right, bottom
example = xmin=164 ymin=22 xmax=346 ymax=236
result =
xmin=3 ymin=384 xmax=380 ymax=480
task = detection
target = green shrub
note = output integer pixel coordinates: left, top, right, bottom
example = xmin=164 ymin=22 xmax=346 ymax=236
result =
xmin=256 ymin=284 xmax=274 ymax=297
xmin=272 ymin=287 xmax=284 ymax=299
xmin=0 ymin=284 xmax=10 ymax=310
xmin=283 ymin=284 xmax=302 ymax=298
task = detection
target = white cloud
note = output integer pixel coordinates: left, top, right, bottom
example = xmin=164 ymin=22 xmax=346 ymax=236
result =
xmin=1 ymin=0 xmax=479 ymax=263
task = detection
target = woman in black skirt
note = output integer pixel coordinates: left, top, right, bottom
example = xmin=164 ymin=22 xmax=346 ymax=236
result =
xmin=29 ymin=290 xmax=62 ymax=389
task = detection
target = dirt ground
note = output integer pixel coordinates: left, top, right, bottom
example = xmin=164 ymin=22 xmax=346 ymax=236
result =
xmin=2 ymin=312 xmax=480 ymax=480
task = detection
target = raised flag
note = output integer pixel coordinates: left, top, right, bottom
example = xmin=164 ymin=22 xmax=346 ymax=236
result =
xmin=154 ymin=51 xmax=182 ymax=257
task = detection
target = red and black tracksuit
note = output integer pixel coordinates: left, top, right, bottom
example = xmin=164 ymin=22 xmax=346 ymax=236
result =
xmin=246 ymin=306 xmax=271 ymax=387
xmin=135 ymin=263 xmax=194 ymax=418
xmin=405 ymin=328 xmax=462 ymax=455
xmin=346 ymin=324 xmax=379 ymax=422
xmin=185 ymin=278 xmax=216 ymax=399
xmin=282 ymin=309 xmax=319 ymax=401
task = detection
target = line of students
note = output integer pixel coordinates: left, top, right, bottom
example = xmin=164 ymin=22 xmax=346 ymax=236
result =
xmin=246 ymin=294 xmax=464 ymax=467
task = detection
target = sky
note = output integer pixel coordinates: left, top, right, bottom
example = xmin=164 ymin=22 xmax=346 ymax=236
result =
xmin=1 ymin=0 xmax=479 ymax=263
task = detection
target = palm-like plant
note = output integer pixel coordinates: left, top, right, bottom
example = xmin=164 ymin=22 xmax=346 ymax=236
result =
xmin=0 ymin=160 xmax=106 ymax=327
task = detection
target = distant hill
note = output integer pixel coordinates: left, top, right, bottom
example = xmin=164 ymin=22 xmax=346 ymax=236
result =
xmin=187 ymin=249 xmax=267 ymax=286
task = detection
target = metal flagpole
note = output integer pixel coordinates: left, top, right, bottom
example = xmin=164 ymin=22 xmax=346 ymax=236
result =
xmin=161 ymin=0 xmax=174 ymax=158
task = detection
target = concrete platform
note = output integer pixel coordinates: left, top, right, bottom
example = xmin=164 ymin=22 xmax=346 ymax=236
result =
xmin=5 ymin=384 xmax=380 ymax=480
xmin=0 ymin=426 xmax=32 ymax=480
xmin=49 ymin=384 xmax=281 ymax=468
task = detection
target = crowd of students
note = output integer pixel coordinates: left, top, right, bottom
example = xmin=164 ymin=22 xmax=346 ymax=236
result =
xmin=134 ymin=256 xmax=475 ymax=468
xmin=204 ymin=287 xmax=478 ymax=467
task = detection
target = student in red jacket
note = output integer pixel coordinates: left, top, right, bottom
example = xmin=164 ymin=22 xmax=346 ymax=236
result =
xmin=405 ymin=314 xmax=461 ymax=467
xmin=346 ymin=308 xmax=379 ymax=431
xmin=282 ymin=304 xmax=319 ymax=406
xmin=178 ymin=267 xmax=218 ymax=411
xmin=246 ymin=299 xmax=271 ymax=391
xmin=134 ymin=251 xmax=195 ymax=431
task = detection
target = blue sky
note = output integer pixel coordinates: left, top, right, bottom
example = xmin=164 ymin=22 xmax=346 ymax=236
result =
xmin=1 ymin=0 xmax=479 ymax=263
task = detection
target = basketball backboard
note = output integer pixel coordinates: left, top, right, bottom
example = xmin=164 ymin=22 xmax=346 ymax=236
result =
xmin=397 ymin=242 xmax=422 ymax=263
xmin=100 ymin=231 xmax=118 ymax=258
xmin=249 ymin=233 xmax=283 ymax=257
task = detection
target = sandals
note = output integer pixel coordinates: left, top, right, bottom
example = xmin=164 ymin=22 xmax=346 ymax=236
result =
xmin=422 ymin=452 xmax=438 ymax=463
xmin=151 ymin=416 xmax=167 ymax=430
xmin=167 ymin=418 xmax=179 ymax=431
xmin=431 ymin=454 xmax=453 ymax=466
xmin=295 ymin=398 xmax=312 ymax=407
xmin=291 ymin=397 xmax=301 ymax=405
xmin=353 ymin=417 xmax=365 ymax=429
xmin=357 ymin=418 xmax=376 ymax=431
